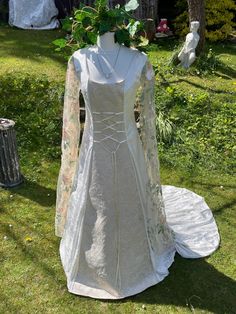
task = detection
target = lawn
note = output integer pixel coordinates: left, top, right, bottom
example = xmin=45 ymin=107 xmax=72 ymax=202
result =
xmin=0 ymin=25 xmax=66 ymax=81
xmin=0 ymin=26 xmax=236 ymax=314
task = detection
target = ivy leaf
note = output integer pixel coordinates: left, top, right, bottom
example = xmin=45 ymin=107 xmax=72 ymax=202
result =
xmin=72 ymin=27 xmax=85 ymax=41
xmin=99 ymin=21 xmax=112 ymax=35
xmin=52 ymin=39 xmax=67 ymax=48
xmin=82 ymin=16 xmax=91 ymax=28
xmin=125 ymin=0 xmax=139 ymax=12
xmin=127 ymin=20 xmax=140 ymax=37
xmin=115 ymin=29 xmax=130 ymax=46
xmin=138 ymin=36 xmax=149 ymax=47
xmin=61 ymin=16 xmax=72 ymax=32
xmin=87 ymin=32 xmax=97 ymax=44
xmin=94 ymin=0 xmax=108 ymax=11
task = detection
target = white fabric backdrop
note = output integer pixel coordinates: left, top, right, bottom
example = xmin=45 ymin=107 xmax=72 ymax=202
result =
xmin=9 ymin=0 xmax=59 ymax=30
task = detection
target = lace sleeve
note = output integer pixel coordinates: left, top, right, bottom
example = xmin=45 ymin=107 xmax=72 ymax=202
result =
xmin=139 ymin=58 xmax=162 ymax=192
xmin=55 ymin=55 xmax=81 ymax=237
xmin=138 ymin=58 xmax=174 ymax=248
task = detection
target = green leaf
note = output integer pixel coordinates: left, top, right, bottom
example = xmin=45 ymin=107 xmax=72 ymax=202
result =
xmin=82 ymin=16 xmax=91 ymax=28
xmin=94 ymin=0 xmax=108 ymax=11
xmin=125 ymin=0 xmax=139 ymax=12
xmin=138 ymin=36 xmax=149 ymax=47
xmin=115 ymin=29 xmax=130 ymax=45
xmin=99 ymin=21 xmax=112 ymax=35
xmin=72 ymin=27 xmax=85 ymax=41
xmin=127 ymin=20 xmax=140 ymax=37
xmin=87 ymin=32 xmax=97 ymax=44
xmin=52 ymin=39 xmax=67 ymax=48
xmin=61 ymin=16 xmax=73 ymax=32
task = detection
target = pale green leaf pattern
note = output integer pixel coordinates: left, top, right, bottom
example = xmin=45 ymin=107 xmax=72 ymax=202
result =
xmin=55 ymin=56 xmax=80 ymax=237
xmin=139 ymin=60 xmax=175 ymax=251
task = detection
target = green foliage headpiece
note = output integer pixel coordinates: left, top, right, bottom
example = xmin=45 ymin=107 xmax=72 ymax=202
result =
xmin=53 ymin=0 xmax=148 ymax=53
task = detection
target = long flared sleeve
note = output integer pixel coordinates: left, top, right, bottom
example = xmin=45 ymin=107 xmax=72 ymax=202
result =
xmin=139 ymin=59 xmax=162 ymax=193
xmin=138 ymin=58 xmax=220 ymax=259
xmin=55 ymin=55 xmax=80 ymax=237
xmin=138 ymin=58 xmax=174 ymax=245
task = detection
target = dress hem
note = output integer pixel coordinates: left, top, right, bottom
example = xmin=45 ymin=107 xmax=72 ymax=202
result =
xmin=66 ymin=249 xmax=176 ymax=300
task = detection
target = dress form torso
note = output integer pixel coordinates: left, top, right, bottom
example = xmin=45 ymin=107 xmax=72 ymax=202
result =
xmin=81 ymin=32 xmax=140 ymax=84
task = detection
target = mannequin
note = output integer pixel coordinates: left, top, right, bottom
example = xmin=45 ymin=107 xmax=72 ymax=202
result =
xmin=55 ymin=30 xmax=220 ymax=299
xmin=85 ymin=31 xmax=139 ymax=83
xmin=178 ymin=21 xmax=200 ymax=69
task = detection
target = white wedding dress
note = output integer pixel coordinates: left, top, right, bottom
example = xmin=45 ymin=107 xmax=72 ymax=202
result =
xmin=9 ymin=0 xmax=59 ymax=30
xmin=55 ymin=45 xmax=220 ymax=299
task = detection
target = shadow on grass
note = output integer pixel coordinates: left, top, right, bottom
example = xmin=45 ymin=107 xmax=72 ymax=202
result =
xmin=2 ymin=177 xmax=56 ymax=207
xmin=128 ymin=255 xmax=236 ymax=313
xmin=187 ymin=179 xmax=236 ymax=217
xmin=3 ymin=212 xmax=236 ymax=314
xmin=158 ymin=73 xmax=236 ymax=95
xmin=71 ymin=255 xmax=236 ymax=313
xmin=1 ymin=222 xmax=65 ymax=285
xmin=1 ymin=185 xmax=236 ymax=312
xmin=0 ymin=25 xmax=66 ymax=65
xmin=215 ymin=63 xmax=236 ymax=79
xmin=173 ymin=78 xmax=236 ymax=95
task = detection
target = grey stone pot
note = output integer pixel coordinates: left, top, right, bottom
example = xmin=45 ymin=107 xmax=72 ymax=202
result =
xmin=0 ymin=118 xmax=24 ymax=188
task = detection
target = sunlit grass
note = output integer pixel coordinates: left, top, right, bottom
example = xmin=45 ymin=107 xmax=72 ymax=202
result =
xmin=0 ymin=25 xmax=66 ymax=81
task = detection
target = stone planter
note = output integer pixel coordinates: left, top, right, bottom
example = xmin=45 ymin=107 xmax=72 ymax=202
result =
xmin=0 ymin=118 xmax=24 ymax=188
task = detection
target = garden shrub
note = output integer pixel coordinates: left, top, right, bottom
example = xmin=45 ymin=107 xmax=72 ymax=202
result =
xmin=0 ymin=72 xmax=64 ymax=159
xmin=155 ymin=85 xmax=236 ymax=174
xmin=175 ymin=0 xmax=236 ymax=41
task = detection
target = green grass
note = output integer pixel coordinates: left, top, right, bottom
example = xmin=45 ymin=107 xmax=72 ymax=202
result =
xmin=0 ymin=25 xmax=66 ymax=81
xmin=0 ymin=26 xmax=236 ymax=313
xmin=147 ymin=38 xmax=236 ymax=98
xmin=1 ymin=156 xmax=235 ymax=314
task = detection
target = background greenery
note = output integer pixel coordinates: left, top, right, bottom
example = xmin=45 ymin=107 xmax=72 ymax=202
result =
xmin=174 ymin=0 xmax=236 ymax=41
xmin=0 ymin=26 xmax=236 ymax=313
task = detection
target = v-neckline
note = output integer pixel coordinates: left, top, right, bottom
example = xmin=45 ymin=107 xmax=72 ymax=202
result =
xmin=85 ymin=46 xmax=137 ymax=86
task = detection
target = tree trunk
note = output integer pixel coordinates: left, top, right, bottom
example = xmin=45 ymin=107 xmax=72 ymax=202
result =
xmin=187 ymin=0 xmax=206 ymax=54
xmin=133 ymin=0 xmax=158 ymax=21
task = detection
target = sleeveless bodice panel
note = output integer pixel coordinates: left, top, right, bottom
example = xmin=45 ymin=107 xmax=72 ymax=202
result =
xmin=87 ymin=80 xmax=127 ymax=153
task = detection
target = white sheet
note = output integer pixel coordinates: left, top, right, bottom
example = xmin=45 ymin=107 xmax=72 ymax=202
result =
xmin=9 ymin=0 xmax=59 ymax=30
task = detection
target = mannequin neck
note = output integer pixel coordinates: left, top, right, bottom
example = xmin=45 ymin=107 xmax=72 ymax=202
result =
xmin=96 ymin=32 xmax=119 ymax=51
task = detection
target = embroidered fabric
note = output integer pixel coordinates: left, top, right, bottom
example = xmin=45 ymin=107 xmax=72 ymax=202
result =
xmin=55 ymin=46 xmax=220 ymax=299
xmin=55 ymin=56 xmax=80 ymax=238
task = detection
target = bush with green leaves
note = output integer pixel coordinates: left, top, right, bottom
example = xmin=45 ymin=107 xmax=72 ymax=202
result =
xmin=155 ymin=85 xmax=236 ymax=173
xmin=175 ymin=0 xmax=236 ymax=41
xmin=0 ymin=73 xmax=64 ymax=159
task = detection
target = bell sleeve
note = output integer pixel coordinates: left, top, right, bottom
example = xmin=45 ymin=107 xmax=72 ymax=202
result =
xmin=55 ymin=55 xmax=81 ymax=237
xmin=138 ymin=57 xmax=175 ymax=250
xmin=138 ymin=58 xmax=170 ymax=229
xmin=139 ymin=58 xmax=162 ymax=189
